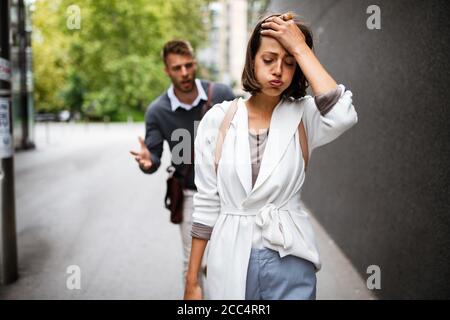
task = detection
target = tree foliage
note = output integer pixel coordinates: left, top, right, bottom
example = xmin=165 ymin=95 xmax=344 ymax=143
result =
xmin=32 ymin=0 xmax=209 ymax=120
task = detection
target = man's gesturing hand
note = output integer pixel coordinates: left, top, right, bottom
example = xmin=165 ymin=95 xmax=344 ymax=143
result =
xmin=130 ymin=136 xmax=153 ymax=171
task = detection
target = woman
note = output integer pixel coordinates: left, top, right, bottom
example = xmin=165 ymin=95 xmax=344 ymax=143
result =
xmin=184 ymin=12 xmax=358 ymax=300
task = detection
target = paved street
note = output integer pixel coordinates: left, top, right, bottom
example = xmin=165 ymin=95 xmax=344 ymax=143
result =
xmin=0 ymin=123 xmax=375 ymax=299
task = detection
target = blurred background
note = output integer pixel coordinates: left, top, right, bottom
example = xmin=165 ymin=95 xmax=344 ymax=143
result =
xmin=0 ymin=0 xmax=449 ymax=299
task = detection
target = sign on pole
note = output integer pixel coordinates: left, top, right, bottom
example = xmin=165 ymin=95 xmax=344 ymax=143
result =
xmin=0 ymin=57 xmax=11 ymax=82
xmin=0 ymin=98 xmax=12 ymax=158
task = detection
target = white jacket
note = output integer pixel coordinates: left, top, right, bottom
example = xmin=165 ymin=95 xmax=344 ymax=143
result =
xmin=193 ymin=84 xmax=358 ymax=299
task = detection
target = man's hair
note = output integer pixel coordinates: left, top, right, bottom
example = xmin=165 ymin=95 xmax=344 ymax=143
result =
xmin=162 ymin=40 xmax=194 ymax=65
xmin=241 ymin=13 xmax=314 ymax=99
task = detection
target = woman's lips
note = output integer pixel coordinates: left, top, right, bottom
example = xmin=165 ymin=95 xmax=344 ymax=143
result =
xmin=269 ymin=80 xmax=283 ymax=87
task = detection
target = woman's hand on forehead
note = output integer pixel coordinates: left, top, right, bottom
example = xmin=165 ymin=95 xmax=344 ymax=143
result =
xmin=270 ymin=12 xmax=293 ymax=22
xmin=261 ymin=15 xmax=307 ymax=56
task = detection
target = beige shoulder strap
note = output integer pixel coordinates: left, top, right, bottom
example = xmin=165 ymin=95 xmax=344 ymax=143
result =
xmin=298 ymin=119 xmax=309 ymax=171
xmin=214 ymin=99 xmax=239 ymax=173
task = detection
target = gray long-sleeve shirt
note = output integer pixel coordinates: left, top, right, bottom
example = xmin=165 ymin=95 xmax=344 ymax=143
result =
xmin=142 ymin=79 xmax=235 ymax=190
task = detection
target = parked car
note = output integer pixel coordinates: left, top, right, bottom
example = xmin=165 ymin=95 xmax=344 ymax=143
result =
xmin=35 ymin=110 xmax=71 ymax=122
xmin=35 ymin=113 xmax=58 ymax=122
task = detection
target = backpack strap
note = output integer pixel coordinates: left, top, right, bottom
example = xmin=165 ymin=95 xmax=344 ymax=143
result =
xmin=214 ymin=99 xmax=239 ymax=173
xmin=201 ymin=82 xmax=215 ymax=115
xmin=213 ymin=98 xmax=309 ymax=174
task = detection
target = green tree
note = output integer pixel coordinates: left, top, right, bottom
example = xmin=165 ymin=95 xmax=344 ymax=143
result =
xmin=32 ymin=0 xmax=70 ymax=112
xmin=32 ymin=0 xmax=209 ymax=120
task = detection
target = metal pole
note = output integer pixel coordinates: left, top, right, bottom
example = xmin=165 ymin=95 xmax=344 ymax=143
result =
xmin=18 ymin=0 xmax=33 ymax=149
xmin=0 ymin=0 xmax=18 ymax=285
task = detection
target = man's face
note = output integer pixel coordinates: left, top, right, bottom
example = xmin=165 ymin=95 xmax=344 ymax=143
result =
xmin=164 ymin=53 xmax=197 ymax=93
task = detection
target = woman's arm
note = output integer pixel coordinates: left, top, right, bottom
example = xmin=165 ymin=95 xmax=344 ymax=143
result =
xmin=262 ymin=15 xmax=357 ymax=151
xmin=303 ymin=85 xmax=358 ymax=152
xmin=293 ymin=45 xmax=337 ymax=96
xmin=184 ymin=238 xmax=208 ymax=300
xmin=261 ymin=16 xmax=337 ymax=95
xmin=184 ymin=105 xmax=226 ymax=299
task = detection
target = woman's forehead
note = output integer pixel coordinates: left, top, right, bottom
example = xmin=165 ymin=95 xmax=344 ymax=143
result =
xmin=258 ymin=36 xmax=291 ymax=56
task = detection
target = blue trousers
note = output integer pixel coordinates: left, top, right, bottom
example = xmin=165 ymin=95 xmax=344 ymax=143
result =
xmin=245 ymin=248 xmax=317 ymax=300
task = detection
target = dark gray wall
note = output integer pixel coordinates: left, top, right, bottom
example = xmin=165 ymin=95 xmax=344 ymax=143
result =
xmin=267 ymin=0 xmax=450 ymax=299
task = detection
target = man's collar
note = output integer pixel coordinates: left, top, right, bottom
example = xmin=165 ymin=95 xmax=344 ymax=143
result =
xmin=168 ymin=79 xmax=208 ymax=112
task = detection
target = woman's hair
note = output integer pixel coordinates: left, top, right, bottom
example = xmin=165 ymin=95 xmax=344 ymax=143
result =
xmin=241 ymin=13 xmax=314 ymax=99
xmin=161 ymin=40 xmax=194 ymax=65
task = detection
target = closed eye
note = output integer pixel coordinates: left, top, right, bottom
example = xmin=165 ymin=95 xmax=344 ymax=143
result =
xmin=284 ymin=58 xmax=296 ymax=66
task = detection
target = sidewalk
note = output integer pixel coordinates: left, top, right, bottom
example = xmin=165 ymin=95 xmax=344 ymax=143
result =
xmin=309 ymin=208 xmax=375 ymax=299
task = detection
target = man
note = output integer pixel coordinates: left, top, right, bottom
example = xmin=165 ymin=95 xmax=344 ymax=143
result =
xmin=130 ymin=40 xmax=235 ymax=291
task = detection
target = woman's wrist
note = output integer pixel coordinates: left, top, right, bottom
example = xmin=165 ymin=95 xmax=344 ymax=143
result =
xmin=292 ymin=42 xmax=312 ymax=59
xmin=186 ymin=272 xmax=199 ymax=285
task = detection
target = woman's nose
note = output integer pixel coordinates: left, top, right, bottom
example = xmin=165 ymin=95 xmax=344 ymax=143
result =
xmin=272 ymin=60 xmax=282 ymax=76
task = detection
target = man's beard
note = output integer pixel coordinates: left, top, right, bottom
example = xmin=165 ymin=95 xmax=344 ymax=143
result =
xmin=175 ymin=78 xmax=195 ymax=93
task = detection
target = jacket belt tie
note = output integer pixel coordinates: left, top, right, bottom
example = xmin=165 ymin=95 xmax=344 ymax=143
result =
xmin=255 ymin=203 xmax=293 ymax=250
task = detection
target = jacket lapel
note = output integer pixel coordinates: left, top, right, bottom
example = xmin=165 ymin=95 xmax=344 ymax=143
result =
xmin=250 ymin=98 xmax=304 ymax=194
xmin=231 ymin=98 xmax=253 ymax=196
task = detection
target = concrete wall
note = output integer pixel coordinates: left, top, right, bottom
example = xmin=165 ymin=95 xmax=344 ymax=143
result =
xmin=267 ymin=0 xmax=450 ymax=299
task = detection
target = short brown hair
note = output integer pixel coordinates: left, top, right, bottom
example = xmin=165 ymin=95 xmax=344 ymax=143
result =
xmin=162 ymin=40 xmax=194 ymax=65
xmin=241 ymin=13 xmax=314 ymax=99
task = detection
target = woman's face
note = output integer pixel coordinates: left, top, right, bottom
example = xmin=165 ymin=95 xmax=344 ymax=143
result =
xmin=253 ymin=36 xmax=297 ymax=97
